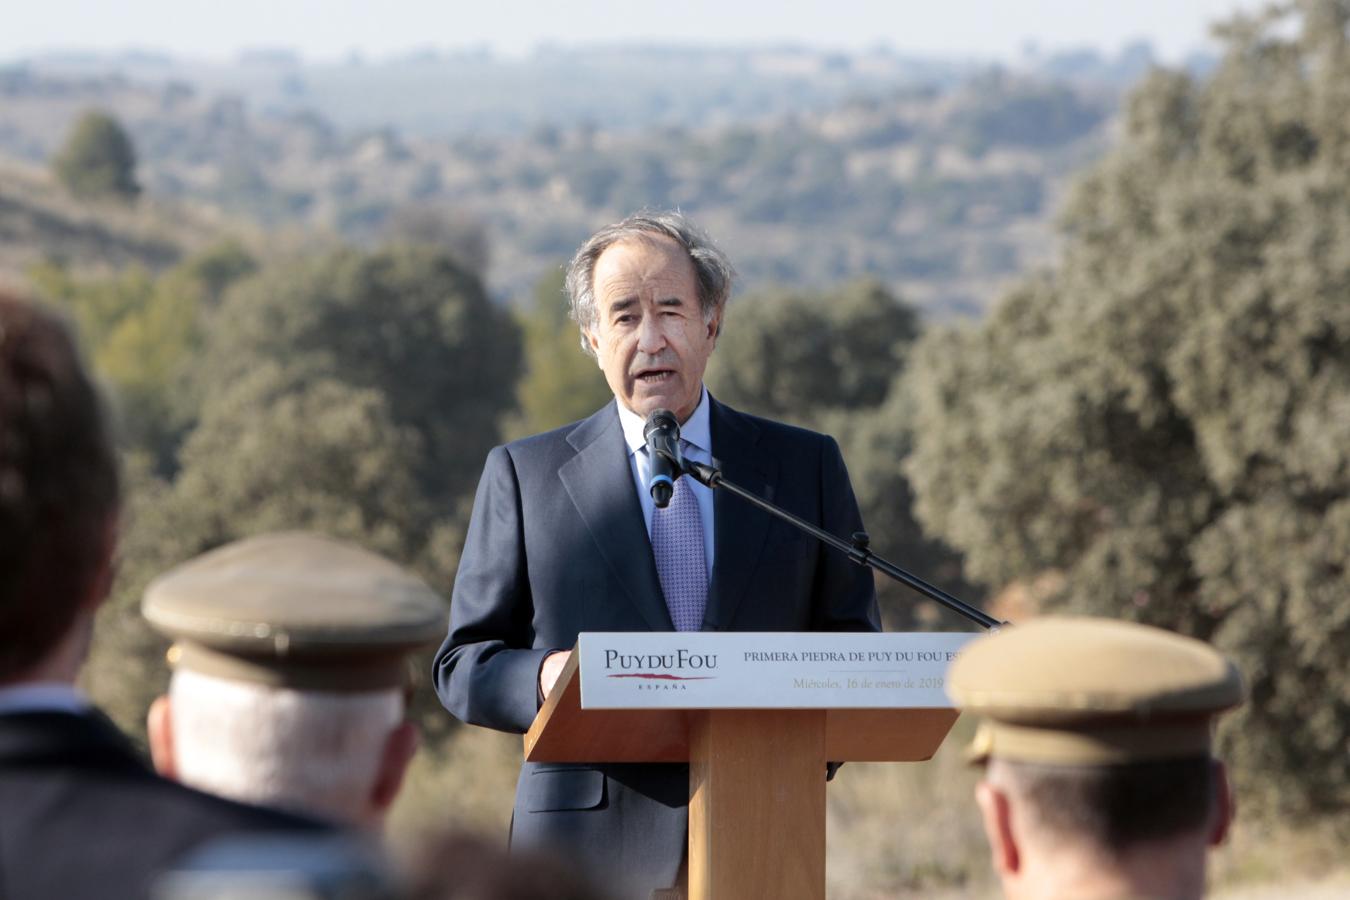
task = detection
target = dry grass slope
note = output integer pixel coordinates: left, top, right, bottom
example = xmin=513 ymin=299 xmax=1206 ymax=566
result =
xmin=0 ymin=159 xmax=231 ymax=287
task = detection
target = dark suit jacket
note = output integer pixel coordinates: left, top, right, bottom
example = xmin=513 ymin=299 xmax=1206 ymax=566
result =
xmin=433 ymin=397 xmax=879 ymax=897
xmin=0 ymin=708 xmax=330 ymax=900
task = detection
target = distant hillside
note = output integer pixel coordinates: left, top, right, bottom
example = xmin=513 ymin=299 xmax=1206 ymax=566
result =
xmin=0 ymin=52 xmax=1131 ymax=313
xmin=10 ymin=43 xmax=1178 ymax=139
xmin=0 ymin=160 xmax=219 ymax=284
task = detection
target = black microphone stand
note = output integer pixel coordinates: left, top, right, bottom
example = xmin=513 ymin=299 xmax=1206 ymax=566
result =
xmin=674 ymin=457 xmax=1005 ymax=631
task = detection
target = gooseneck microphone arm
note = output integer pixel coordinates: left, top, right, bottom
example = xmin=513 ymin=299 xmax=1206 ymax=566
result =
xmin=675 ymin=455 xmax=1005 ymax=631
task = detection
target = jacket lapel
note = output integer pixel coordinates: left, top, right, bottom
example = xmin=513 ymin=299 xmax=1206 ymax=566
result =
xmin=559 ymin=403 xmax=674 ymax=632
xmin=705 ymin=397 xmax=777 ymax=630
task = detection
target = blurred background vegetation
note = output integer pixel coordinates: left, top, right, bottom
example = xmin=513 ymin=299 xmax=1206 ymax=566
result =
xmin=2 ymin=1 xmax=1347 ymax=897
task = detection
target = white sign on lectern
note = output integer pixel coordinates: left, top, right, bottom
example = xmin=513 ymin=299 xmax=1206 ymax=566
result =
xmin=576 ymin=632 xmax=978 ymax=710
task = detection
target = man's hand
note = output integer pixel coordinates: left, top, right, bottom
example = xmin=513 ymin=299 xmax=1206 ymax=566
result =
xmin=539 ymin=650 xmax=572 ymax=701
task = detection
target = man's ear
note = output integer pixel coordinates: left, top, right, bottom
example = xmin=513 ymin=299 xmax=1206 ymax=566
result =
xmin=706 ymin=307 xmax=722 ymax=344
xmin=146 ymin=695 xmax=177 ymax=780
xmin=1208 ymin=760 xmax=1234 ymax=847
xmin=975 ymin=779 xmax=1021 ymax=876
xmin=584 ymin=326 xmax=602 ymax=362
xmin=370 ymin=721 xmax=419 ymax=816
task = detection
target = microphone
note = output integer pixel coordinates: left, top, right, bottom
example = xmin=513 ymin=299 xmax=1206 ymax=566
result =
xmin=643 ymin=408 xmax=683 ymax=509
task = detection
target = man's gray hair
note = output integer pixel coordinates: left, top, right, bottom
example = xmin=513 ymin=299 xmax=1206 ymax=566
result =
xmin=168 ymin=668 xmax=402 ymax=825
xmin=564 ymin=210 xmax=736 ymax=358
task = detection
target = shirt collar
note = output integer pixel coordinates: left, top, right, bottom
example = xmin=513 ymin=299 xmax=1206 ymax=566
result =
xmin=0 ymin=682 xmax=89 ymax=717
xmin=617 ymin=386 xmax=711 ymax=456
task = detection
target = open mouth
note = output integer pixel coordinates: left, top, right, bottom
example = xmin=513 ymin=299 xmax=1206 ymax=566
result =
xmin=634 ymin=369 xmax=675 ymax=384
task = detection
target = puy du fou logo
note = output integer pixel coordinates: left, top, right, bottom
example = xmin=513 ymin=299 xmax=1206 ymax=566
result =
xmin=604 ymin=649 xmax=718 ymax=681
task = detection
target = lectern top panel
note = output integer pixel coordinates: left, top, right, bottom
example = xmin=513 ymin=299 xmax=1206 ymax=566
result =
xmin=577 ymin=631 xmax=976 ymax=710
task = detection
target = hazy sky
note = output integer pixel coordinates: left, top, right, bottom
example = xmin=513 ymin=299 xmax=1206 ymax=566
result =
xmin=2 ymin=0 xmax=1269 ymax=63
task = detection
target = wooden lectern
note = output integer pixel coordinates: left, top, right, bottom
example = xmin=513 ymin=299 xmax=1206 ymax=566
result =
xmin=523 ymin=638 xmax=963 ymax=900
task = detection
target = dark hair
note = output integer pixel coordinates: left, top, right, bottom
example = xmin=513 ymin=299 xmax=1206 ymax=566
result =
xmin=1006 ymin=756 xmax=1217 ymax=849
xmin=0 ymin=290 xmax=120 ymax=680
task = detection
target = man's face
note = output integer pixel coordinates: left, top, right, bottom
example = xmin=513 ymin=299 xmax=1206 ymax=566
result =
xmin=586 ymin=234 xmax=720 ymax=423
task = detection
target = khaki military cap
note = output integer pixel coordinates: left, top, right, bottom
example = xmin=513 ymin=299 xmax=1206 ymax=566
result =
xmin=143 ymin=531 xmax=447 ymax=692
xmin=947 ymin=617 xmax=1244 ymax=766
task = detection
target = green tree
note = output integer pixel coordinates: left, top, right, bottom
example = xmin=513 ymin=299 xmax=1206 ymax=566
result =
xmin=708 ymin=280 xmax=974 ymax=628
xmin=86 ymin=245 xmax=522 ymax=742
xmin=506 ymin=268 xmax=613 ymax=438
xmin=172 ymin=366 xmax=434 ymax=561
xmin=52 ymin=109 xmax=141 ymax=200
xmin=906 ymin=0 xmax=1350 ymax=812
xmin=178 ymin=239 xmax=259 ymax=304
xmin=194 ymin=245 xmax=522 ymax=515
xmin=708 ymin=279 xmax=918 ymax=418
xmin=27 ymin=241 xmax=259 ymax=470
xmin=88 ymin=368 xmax=457 ymax=742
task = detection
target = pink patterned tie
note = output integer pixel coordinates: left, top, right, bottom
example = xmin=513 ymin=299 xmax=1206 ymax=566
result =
xmin=652 ymin=469 xmax=708 ymax=632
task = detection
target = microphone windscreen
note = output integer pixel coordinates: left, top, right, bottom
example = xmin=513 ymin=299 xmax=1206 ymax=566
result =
xmin=644 ymin=408 xmax=679 ymax=441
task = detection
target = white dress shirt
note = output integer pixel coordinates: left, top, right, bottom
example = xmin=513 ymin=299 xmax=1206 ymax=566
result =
xmin=616 ymin=387 xmax=716 ymax=577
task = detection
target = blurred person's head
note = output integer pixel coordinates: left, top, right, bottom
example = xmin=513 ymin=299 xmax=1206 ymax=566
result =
xmin=402 ymin=830 xmax=611 ymax=900
xmin=0 ymin=289 xmax=119 ymax=686
xmin=142 ymin=531 xmax=446 ymax=829
xmin=948 ymin=617 xmax=1244 ymax=900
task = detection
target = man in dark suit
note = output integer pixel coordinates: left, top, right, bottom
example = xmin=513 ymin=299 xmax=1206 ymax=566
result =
xmin=433 ymin=212 xmax=880 ymax=898
xmin=0 ymin=290 xmax=329 ymax=900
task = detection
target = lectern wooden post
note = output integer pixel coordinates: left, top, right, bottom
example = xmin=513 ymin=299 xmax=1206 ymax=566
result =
xmin=523 ymin=633 xmax=969 ymax=900
xmin=688 ymin=709 xmax=826 ymax=898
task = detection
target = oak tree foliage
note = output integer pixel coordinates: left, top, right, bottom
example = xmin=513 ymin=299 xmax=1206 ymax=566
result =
xmin=708 ymin=280 xmax=976 ymax=628
xmin=75 ymin=244 xmax=522 ymax=741
xmin=27 ymin=241 xmax=258 ymax=469
xmin=505 ymin=267 xmax=613 ymax=438
xmin=906 ymin=0 xmax=1350 ymax=812
xmin=52 ymin=109 xmax=141 ymax=200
